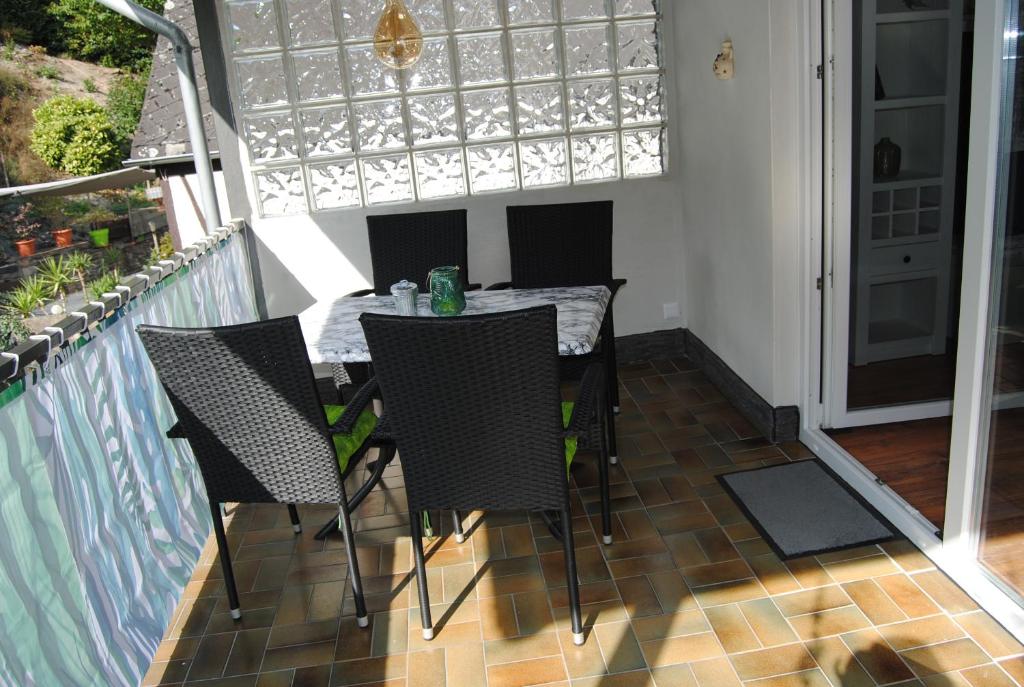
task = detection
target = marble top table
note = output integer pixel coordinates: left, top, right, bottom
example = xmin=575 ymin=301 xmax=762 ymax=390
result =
xmin=300 ymin=286 xmax=611 ymax=364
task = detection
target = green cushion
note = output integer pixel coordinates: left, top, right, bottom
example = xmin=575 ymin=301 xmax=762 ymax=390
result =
xmin=324 ymin=405 xmax=378 ymax=473
xmin=562 ymin=401 xmax=578 ymax=469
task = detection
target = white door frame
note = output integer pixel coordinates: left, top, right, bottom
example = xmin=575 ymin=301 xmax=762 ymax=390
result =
xmin=802 ymin=0 xmax=1024 ymax=641
xmin=819 ymin=0 xmax=957 ymax=429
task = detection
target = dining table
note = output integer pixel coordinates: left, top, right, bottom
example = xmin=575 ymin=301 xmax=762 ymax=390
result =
xmin=298 ymin=285 xmax=612 ymax=364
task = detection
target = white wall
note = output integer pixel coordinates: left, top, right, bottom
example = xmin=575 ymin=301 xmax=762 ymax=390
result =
xmin=165 ymin=170 xmax=231 ymax=249
xmin=672 ymin=0 xmax=810 ymax=406
xmin=252 ymin=176 xmax=687 ymax=338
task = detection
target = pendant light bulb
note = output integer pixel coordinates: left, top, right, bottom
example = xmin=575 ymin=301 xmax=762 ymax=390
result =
xmin=374 ymin=0 xmax=423 ymax=70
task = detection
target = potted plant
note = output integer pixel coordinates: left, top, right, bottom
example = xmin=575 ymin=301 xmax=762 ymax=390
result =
xmin=80 ymin=207 xmax=116 ymax=247
xmin=65 ymin=251 xmax=93 ymax=295
xmin=52 ymin=226 xmax=74 ymax=248
xmin=36 ymin=256 xmax=74 ymax=310
xmin=8 ymin=203 xmax=41 ymax=257
xmin=3 ymin=276 xmax=48 ymax=318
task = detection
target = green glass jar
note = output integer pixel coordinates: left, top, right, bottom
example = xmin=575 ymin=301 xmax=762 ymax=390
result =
xmin=427 ymin=265 xmax=466 ymax=316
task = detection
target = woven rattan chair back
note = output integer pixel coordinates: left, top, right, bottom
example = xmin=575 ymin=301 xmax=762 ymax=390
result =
xmin=506 ymin=201 xmax=613 ymax=289
xmin=360 ymin=306 xmax=567 ymax=512
xmin=367 ymin=209 xmax=471 ymax=295
xmin=138 ymin=317 xmax=343 ymax=505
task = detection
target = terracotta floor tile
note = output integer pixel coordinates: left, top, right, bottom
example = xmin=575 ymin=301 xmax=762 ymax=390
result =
xmin=774 ymin=585 xmax=852 ymax=617
xmin=804 ymin=636 xmax=875 ymax=687
xmin=746 ymin=554 xmax=802 ymax=595
xmin=147 ymin=360 xmax=1024 ymax=687
xmin=843 ymin=579 xmax=908 ymax=626
xmin=705 ymin=604 xmax=761 ymax=653
xmin=594 ymin=620 xmax=647 ymax=674
xmin=573 ymin=670 xmax=658 ymax=687
xmin=961 ymin=663 xmax=1018 ymax=687
xmin=954 ymin=610 xmax=1024 ymax=659
xmin=728 ymin=643 xmax=817 ymax=681
xmin=877 ymin=574 xmax=942 ymax=619
xmin=639 ymin=631 xmax=725 ymax=667
xmin=744 ymin=668 xmax=832 ymax=687
xmin=738 ymin=599 xmax=798 ymax=647
xmin=485 ymin=655 xmax=568 ymax=687
xmin=840 ymin=628 xmax=916 ymax=684
xmin=911 ymin=571 xmax=978 ymax=614
xmin=879 ymin=615 xmax=967 ymax=651
xmin=692 ymin=577 xmax=768 ymax=608
xmin=688 ymin=657 xmax=741 ymax=687
xmin=406 ymin=648 xmax=445 ymax=687
xmin=484 ymin=632 xmax=562 ymax=666
xmin=788 ymin=605 xmax=872 ymax=640
xmin=900 ymin=638 xmax=991 ymax=677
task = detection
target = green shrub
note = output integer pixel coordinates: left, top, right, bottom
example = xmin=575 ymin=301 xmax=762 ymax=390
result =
xmin=65 ymin=250 xmax=92 ymax=294
xmin=100 ymin=245 xmax=124 ymax=271
xmin=35 ymin=255 xmax=73 ymax=300
xmin=148 ymin=232 xmax=174 ymax=264
xmin=88 ymin=270 xmax=120 ymax=301
xmin=1 ymin=38 xmax=15 ymax=61
xmin=82 ymin=77 xmax=97 ymax=93
xmin=4 ymin=275 xmax=47 ymax=317
xmin=106 ymin=71 xmax=146 ymax=152
xmin=31 ymin=95 xmax=120 ymax=175
xmin=48 ymin=0 xmax=164 ymax=70
xmin=35 ymin=64 xmax=59 ymax=80
xmin=0 ymin=311 xmax=28 ymax=348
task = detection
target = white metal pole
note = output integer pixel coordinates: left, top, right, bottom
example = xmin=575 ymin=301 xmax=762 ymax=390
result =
xmin=93 ymin=0 xmax=222 ymax=233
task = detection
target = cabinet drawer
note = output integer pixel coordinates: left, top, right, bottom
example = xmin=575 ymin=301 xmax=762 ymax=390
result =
xmin=869 ymin=243 xmax=939 ymax=275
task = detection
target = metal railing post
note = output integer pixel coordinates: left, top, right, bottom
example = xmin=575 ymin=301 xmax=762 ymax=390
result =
xmin=93 ymin=0 xmax=222 ymax=233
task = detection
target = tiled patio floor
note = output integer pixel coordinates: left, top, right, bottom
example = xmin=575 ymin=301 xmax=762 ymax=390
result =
xmin=145 ymin=358 xmax=1024 ymax=687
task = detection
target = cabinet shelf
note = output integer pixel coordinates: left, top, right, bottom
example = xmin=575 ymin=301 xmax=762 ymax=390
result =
xmin=873 ymin=171 xmax=943 ymax=189
xmin=875 ymin=95 xmax=947 ymax=109
xmin=876 ymin=10 xmax=950 ymax=23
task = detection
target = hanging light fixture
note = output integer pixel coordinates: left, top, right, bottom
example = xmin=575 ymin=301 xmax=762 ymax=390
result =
xmin=374 ymin=0 xmax=423 ymax=70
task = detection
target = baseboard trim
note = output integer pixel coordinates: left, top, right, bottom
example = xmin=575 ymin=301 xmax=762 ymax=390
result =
xmin=614 ymin=328 xmax=799 ymax=443
xmin=682 ymin=331 xmax=799 ymax=443
xmin=614 ymin=328 xmax=687 ymax=365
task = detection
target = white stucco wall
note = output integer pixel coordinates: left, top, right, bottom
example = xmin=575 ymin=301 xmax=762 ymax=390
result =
xmin=165 ymin=170 xmax=231 ymax=248
xmin=672 ymin=0 xmax=810 ymax=407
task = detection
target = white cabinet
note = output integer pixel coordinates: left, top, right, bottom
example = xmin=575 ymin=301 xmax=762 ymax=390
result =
xmin=851 ymin=0 xmax=963 ymax=365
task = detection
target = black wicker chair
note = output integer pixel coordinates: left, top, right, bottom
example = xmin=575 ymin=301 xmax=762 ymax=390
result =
xmin=336 ymin=209 xmax=480 ymax=399
xmin=347 ymin=209 xmax=480 ymax=297
xmin=490 ymin=200 xmax=626 ymax=462
xmin=360 ymin=305 xmax=611 ymax=646
xmin=137 ymin=317 xmax=395 ymax=628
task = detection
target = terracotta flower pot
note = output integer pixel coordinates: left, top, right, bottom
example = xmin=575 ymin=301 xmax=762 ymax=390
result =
xmin=14 ymin=238 xmax=37 ymax=258
xmin=52 ymin=227 xmax=73 ymax=248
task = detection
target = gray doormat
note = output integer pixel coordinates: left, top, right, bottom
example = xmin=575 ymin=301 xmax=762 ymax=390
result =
xmin=717 ymin=459 xmax=896 ymax=560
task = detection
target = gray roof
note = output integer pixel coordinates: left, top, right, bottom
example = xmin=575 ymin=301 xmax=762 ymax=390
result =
xmin=128 ymin=0 xmax=219 ymax=165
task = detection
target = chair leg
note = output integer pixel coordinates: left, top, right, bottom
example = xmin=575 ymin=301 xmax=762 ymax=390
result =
xmin=451 ymin=510 xmax=465 ymax=544
xmin=337 ymin=483 xmax=369 ymax=628
xmin=604 ymin=311 xmax=621 ymax=413
xmin=561 ymin=507 xmax=585 ymax=645
xmin=598 ymin=407 xmax=613 ymax=546
xmin=605 ymin=393 xmax=618 ymax=466
xmin=287 ymin=504 xmax=302 ymax=534
xmin=410 ymin=512 xmax=434 ymax=640
xmin=210 ymin=501 xmax=241 ymax=620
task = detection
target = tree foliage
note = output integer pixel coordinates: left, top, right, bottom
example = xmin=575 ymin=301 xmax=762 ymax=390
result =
xmin=31 ymin=95 xmax=120 ymax=176
xmin=47 ymin=0 xmax=164 ymax=70
xmin=106 ymin=71 xmax=147 ymax=153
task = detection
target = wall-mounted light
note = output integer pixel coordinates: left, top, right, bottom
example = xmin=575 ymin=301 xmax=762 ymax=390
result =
xmin=374 ymin=0 xmax=423 ymax=70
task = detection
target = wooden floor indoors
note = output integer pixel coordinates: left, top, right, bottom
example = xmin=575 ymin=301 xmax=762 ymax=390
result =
xmin=144 ymin=359 xmax=1024 ymax=687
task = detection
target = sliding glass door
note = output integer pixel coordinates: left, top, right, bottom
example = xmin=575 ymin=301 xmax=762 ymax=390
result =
xmin=976 ymin=0 xmax=1024 ymax=599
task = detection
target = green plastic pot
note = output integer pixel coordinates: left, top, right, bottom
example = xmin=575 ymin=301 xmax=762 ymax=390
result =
xmin=89 ymin=228 xmax=110 ymax=248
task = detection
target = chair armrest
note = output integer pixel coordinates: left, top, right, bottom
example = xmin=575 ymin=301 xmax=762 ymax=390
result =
xmin=609 ymin=278 xmax=627 ymax=298
xmin=345 ymin=288 xmax=374 ymax=298
xmin=486 ymin=281 xmax=513 ymax=291
xmin=467 ymin=282 xmax=483 ymax=292
xmin=166 ymin=422 xmax=186 ymax=439
xmin=328 ymin=378 xmax=379 ymax=435
xmin=565 ymin=361 xmax=605 ymax=437
xmin=371 ymin=415 xmax=392 ymax=443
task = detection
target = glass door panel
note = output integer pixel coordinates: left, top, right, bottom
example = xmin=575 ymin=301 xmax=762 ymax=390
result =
xmin=978 ymin=0 xmax=1024 ymax=597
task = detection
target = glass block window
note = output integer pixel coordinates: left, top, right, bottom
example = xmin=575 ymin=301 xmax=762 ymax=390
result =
xmin=226 ymin=0 xmax=665 ymax=216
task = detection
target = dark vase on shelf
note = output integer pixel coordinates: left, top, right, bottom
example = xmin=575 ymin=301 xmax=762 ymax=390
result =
xmin=874 ymin=137 xmax=902 ymax=179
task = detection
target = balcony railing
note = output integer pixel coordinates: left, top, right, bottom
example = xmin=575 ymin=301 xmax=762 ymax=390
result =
xmin=0 ymin=221 xmax=257 ymax=687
